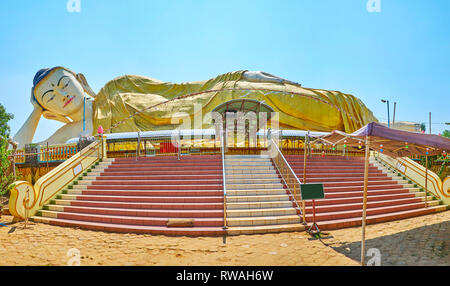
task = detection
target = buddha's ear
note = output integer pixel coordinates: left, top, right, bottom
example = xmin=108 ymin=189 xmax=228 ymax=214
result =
xmin=76 ymin=73 xmax=96 ymax=98
xmin=42 ymin=111 xmax=71 ymax=124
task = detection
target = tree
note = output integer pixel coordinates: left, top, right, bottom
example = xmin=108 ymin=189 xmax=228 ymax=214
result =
xmin=420 ymin=123 xmax=426 ymax=133
xmin=0 ymin=138 xmax=16 ymax=196
xmin=0 ymin=103 xmax=16 ymax=197
xmin=442 ymin=130 xmax=450 ymax=139
xmin=0 ymin=103 xmax=13 ymax=137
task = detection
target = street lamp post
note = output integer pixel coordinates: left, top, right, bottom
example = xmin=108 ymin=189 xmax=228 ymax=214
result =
xmin=392 ymin=102 xmax=397 ymax=128
xmin=381 ymin=99 xmax=390 ymax=128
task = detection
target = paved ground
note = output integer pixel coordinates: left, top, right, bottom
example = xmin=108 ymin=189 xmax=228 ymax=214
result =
xmin=0 ymin=211 xmax=448 ymax=266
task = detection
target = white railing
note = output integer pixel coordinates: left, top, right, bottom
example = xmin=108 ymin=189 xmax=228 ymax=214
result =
xmin=269 ymin=138 xmax=305 ymax=223
xmin=221 ymin=131 xmax=228 ymax=229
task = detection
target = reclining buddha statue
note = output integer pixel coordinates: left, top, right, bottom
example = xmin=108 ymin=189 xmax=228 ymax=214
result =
xmin=13 ymin=66 xmax=377 ymax=148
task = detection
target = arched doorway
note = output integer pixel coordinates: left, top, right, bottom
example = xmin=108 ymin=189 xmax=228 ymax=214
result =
xmin=212 ymin=99 xmax=275 ymax=148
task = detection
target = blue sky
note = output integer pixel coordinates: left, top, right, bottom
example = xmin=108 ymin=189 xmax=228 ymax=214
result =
xmin=0 ymin=0 xmax=449 ymax=142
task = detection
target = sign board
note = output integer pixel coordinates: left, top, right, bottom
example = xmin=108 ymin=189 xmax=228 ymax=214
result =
xmin=72 ymin=164 xmax=83 ymax=177
xmin=300 ymin=183 xmax=325 ymax=200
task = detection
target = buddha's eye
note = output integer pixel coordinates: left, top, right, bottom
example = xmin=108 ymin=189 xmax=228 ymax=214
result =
xmin=47 ymin=95 xmax=55 ymax=103
xmin=63 ymin=80 xmax=70 ymax=89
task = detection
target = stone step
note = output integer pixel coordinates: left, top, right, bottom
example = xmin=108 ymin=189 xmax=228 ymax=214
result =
xmin=226 ymin=178 xmax=282 ymax=184
xmin=227 ymin=207 xmax=298 ymax=218
xmin=227 ymin=224 xmax=306 ymax=235
xmin=226 ymin=215 xmax=301 ymax=227
xmin=226 ymin=183 xmax=284 ymax=190
xmin=226 ymin=194 xmax=290 ymax=203
xmin=226 ymin=169 xmax=277 ymax=174
xmin=226 ymin=201 xmax=293 ymax=209
xmin=227 ymin=189 xmax=287 ymax=196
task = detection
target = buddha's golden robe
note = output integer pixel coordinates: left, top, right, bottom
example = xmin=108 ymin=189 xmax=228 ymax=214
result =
xmin=93 ymin=70 xmax=377 ymax=134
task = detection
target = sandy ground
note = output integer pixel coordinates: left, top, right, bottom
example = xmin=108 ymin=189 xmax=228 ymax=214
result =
xmin=0 ymin=211 xmax=448 ymax=266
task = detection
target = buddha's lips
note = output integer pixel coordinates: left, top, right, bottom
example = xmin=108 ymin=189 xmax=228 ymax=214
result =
xmin=63 ymin=96 xmax=75 ymax=108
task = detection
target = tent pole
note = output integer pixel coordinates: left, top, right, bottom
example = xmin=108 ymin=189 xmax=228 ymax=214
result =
xmin=424 ymin=155 xmax=428 ymax=208
xmin=361 ymin=136 xmax=370 ymax=266
xmin=302 ymin=133 xmax=308 ymax=223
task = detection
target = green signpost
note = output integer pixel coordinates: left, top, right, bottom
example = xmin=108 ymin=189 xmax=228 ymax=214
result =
xmin=300 ymin=183 xmax=325 ymax=235
xmin=300 ymin=183 xmax=325 ymax=200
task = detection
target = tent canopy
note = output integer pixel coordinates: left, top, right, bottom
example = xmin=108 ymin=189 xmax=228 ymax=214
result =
xmin=315 ymin=122 xmax=450 ymax=157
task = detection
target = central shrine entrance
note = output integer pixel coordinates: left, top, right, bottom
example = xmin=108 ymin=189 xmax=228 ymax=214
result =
xmin=212 ymin=99 xmax=275 ymax=148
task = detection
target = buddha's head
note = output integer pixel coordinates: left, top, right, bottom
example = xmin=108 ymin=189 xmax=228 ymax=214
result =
xmin=32 ymin=66 xmax=96 ymax=123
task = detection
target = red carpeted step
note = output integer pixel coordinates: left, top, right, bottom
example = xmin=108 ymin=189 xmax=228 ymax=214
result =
xmin=305 ymin=202 xmax=430 ymax=222
xmin=318 ymin=180 xmax=399 ymax=188
xmin=304 ymin=193 xmax=417 ymax=206
xmin=61 ymin=205 xmax=224 ymax=218
xmin=95 ymin=175 xmax=223 ymax=181
xmin=304 ymin=197 xmax=423 ymax=213
xmin=70 ymin=194 xmax=224 ymax=203
xmin=323 ymin=188 xmax=411 ymax=199
xmin=35 ymin=217 xmax=225 ymax=236
xmin=54 ymin=211 xmax=223 ymax=227
xmin=108 ymin=162 xmax=222 ymax=168
xmin=114 ymin=155 xmax=221 ymax=162
xmin=323 ymin=184 xmax=408 ymax=193
xmin=292 ymin=168 xmax=383 ymax=174
xmin=67 ymin=200 xmax=223 ymax=210
xmin=100 ymin=170 xmax=222 ymax=176
xmin=90 ymin=179 xmax=223 ymax=186
xmin=304 ymin=172 xmax=388 ymax=178
xmin=85 ymin=184 xmax=222 ymax=190
xmin=310 ymin=206 xmax=446 ymax=230
xmin=78 ymin=189 xmax=224 ymax=197
xmin=103 ymin=166 xmax=223 ymax=172
xmin=305 ymin=176 xmax=392 ymax=183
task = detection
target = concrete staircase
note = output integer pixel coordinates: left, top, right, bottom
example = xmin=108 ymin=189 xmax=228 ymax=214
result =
xmin=285 ymin=155 xmax=448 ymax=230
xmin=32 ymin=155 xmax=225 ymax=236
xmin=224 ymin=155 xmax=305 ymax=235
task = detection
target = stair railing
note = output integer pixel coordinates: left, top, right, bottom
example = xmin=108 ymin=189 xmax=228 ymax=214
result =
xmin=373 ymin=151 xmax=450 ymax=205
xmin=269 ymin=138 xmax=305 ymax=223
xmin=8 ymin=136 xmax=106 ymax=220
xmin=220 ymin=130 xmax=228 ymax=230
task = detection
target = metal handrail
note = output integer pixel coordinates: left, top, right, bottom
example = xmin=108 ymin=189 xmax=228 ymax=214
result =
xmin=269 ymin=138 xmax=305 ymax=223
xmin=221 ymin=131 xmax=228 ymax=229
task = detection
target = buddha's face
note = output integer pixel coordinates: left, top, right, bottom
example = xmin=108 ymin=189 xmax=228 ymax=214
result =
xmin=35 ymin=68 xmax=85 ymax=116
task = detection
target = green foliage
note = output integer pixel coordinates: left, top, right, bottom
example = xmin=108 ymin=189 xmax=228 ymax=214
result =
xmin=0 ymin=138 xmax=16 ymax=196
xmin=442 ymin=130 xmax=450 ymax=139
xmin=0 ymin=103 xmax=14 ymax=137
xmin=0 ymin=103 xmax=17 ymax=197
xmin=420 ymin=123 xmax=426 ymax=132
